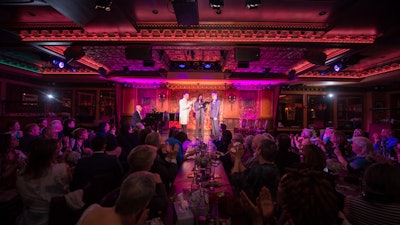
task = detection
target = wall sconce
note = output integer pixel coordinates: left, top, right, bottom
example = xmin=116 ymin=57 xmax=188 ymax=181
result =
xmin=158 ymin=93 xmax=166 ymax=108
xmin=228 ymin=94 xmax=236 ymax=110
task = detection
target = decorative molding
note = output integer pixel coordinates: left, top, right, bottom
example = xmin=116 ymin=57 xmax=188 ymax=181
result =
xmin=18 ymin=29 xmax=376 ymax=44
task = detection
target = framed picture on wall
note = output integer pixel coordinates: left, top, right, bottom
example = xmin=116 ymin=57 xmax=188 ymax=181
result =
xmin=244 ymin=99 xmax=255 ymax=108
xmin=142 ymin=97 xmax=151 ymax=105
xmin=22 ymin=93 xmax=38 ymax=106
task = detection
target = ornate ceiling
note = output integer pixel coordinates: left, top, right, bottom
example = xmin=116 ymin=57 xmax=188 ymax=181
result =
xmin=0 ymin=0 xmax=399 ymax=88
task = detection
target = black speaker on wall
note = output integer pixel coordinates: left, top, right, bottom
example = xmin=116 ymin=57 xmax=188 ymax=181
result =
xmin=64 ymin=46 xmax=85 ymax=64
xmin=234 ymin=48 xmax=260 ymax=61
xmin=172 ymin=0 xmax=199 ymax=26
xmin=125 ymin=45 xmax=153 ymax=60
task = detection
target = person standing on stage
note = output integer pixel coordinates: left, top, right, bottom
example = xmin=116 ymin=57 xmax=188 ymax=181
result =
xmin=132 ymin=105 xmax=143 ymax=126
xmin=179 ymin=92 xmax=192 ymax=133
xmin=210 ymin=91 xmax=221 ymax=139
xmin=193 ymin=94 xmax=206 ymax=139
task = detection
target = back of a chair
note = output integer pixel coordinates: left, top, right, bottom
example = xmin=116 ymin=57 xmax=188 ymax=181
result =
xmin=49 ymin=196 xmax=84 ymax=225
xmin=83 ymin=173 xmax=119 ymax=206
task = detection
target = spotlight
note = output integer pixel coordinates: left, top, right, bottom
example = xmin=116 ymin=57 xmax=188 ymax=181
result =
xmin=178 ymin=63 xmax=186 ymax=69
xmin=333 ymin=63 xmax=343 ymax=72
xmin=47 ymin=94 xmax=54 ymax=99
xmin=204 ymin=62 xmax=212 ymax=69
xmin=95 ymin=0 xmax=112 ymax=11
xmin=210 ymin=0 xmax=224 ymax=9
xmin=246 ymin=0 xmax=260 ymax=9
xmin=52 ymin=59 xmax=65 ymax=69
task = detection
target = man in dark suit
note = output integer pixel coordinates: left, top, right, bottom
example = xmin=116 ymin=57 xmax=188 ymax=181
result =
xmin=132 ymin=104 xmax=143 ymax=126
xmin=210 ymin=91 xmax=221 ymax=139
xmin=70 ymin=135 xmax=124 ymax=191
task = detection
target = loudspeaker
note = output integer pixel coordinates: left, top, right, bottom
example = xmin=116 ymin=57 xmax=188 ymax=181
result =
xmin=125 ymin=46 xmax=153 ymax=60
xmin=234 ymin=48 xmax=260 ymax=61
xmin=64 ymin=46 xmax=85 ymax=64
xmin=172 ymin=0 xmax=199 ymax=26
xmin=304 ymin=49 xmax=327 ymax=65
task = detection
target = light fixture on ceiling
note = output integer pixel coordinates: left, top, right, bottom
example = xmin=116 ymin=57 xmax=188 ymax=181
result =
xmin=95 ymin=0 xmax=113 ymax=11
xmin=210 ymin=0 xmax=223 ymax=13
xmin=333 ymin=63 xmax=343 ymax=72
xmin=210 ymin=0 xmax=223 ymax=9
xmin=52 ymin=59 xmax=65 ymax=69
xmin=246 ymin=0 xmax=260 ymax=9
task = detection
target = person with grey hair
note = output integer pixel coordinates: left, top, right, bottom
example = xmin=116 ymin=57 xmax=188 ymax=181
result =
xmin=76 ymin=171 xmax=156 ymax=225
xmin=145 ymin=132 xmax=179 ymax=193
xmin=125 ymin=145 xmax=169 ymax=219
xmin=231 ymin=138 xmax=281 ymax=204
xmin=335 ymin=136 xmax=375 ymax=172
xmin=132 ymin=105 xmax=143 ymax=127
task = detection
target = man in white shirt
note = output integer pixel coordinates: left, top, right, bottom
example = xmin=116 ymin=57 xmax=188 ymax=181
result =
xmin=179 ymin=92 xmax=192 ymax=133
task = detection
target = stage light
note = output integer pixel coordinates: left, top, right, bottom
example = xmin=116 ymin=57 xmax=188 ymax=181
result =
xmin=47 ymin=94 xmax=54 ymax=99
xmin=52 ymin=59 xmax=65 ymax=69
xmin=210 ymin=0 xmax=223 ymax=9
xmin=95 ymin=0 xmax=112 ymax=11
xmin=204 ymin=62 xmax=212 ymax=69
xmin=333 ymin=63 xmax=343 ymax=72
xmin=178 ymin=63 xmax=186 ymax=69
xmin=246 ymin=0 xmax=260 ymax=9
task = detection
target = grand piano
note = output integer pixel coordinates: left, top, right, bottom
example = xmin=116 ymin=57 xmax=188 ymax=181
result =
xmin=142 ymin=112 xmax=179 ymax=132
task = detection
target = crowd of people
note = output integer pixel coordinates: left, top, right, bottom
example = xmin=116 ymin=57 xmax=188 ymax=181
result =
xmin=1 ymin=117 xmax=400 ymax=225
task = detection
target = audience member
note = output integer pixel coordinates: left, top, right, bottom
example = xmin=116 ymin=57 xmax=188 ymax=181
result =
xmin=116 ymin=122 xmax=138 ymax=171
xmin=16 ymin=138 xmax=71 ymax=225
xmin=36 ymin=118 xmax=48 ymax=135
xmin=77 ymin=171 xmax=156 ymax=225
xmin=70 ymin=135 xmax=123 ymax=191
xmin=240 ymin=169 xmax=345 ymax=225
xmin=125 ymin=145 xmax=169 ymax=219
xmin=145 ymin=132 xmax=178 ymax=193
xmin=373 ymin=128 xmax=398 ymax=159
xmin=344 ymin=162 xmax=400 ymax=225
xmin=62 ymin=118 xmax=76 ymax=138
xmin=231 ymin=139 xmax=281 ymax=204
xmin=0 ymin=133 xmax=26 ymax=191
xmin=96 ymin=122 xmax=121 ymax=157
xmin=5 ymin=120 xmax=23 ymax=140
xmin=275 ymin=133 xmax=300 ymax=175
xmin=18 ymin=123 xmax=40 ymax=154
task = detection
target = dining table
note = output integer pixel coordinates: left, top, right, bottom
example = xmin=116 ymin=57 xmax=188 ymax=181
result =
xmin=161 ymin=158 xmax=247 ymax=225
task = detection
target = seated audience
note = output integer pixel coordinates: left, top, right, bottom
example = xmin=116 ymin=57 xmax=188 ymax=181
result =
xmin=275 ymin=133 xmax=300 ymax=175
xmin=373 ymin=128 xmax=398 ymax=159
xmin=16 ymin=138 xmax=72 ymax=225
xmin=145 ymin=132 xmax=178 ymax=193
xmin=70 ymin=135 xmax=123 ymax=191
xmin=95 ymin=122 xmax=121 ymax=157
xmin=76 ymin=171 xmax=156 ymax=225
xmin=334 ymin=136 xmax=375 ymax=177
xmin=125 ymin=145 xmax=169 ymax=219
xmin=0 ymin=133 xmax=26 ymax=191
xmin=18 ymin=123 xmax=41 ymax=154
xmin=231 ymin=139 xmax=281 ymax=204
xmin=240 ymin=169 xmax=346 ymax=225
xmin=116 ymin=122 xmax=138 ymax=169
xmin=344 ymin=162 xmax=400 ymax=225
xmin=5 ymin=120 xmax=23 ymax=140
xmin=165 ymin=131 xmax=188 ymax=167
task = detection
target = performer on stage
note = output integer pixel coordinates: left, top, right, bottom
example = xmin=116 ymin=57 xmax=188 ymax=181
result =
xmin=179 ymin=92 xmax=192 ymax=133
xmin=210 ymin=91 xmax=221 ymax=139
xmin=132 ymin=104 xmax=143 ymax=126
xmin=193 ymin=94 xmax=206 ymax=139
